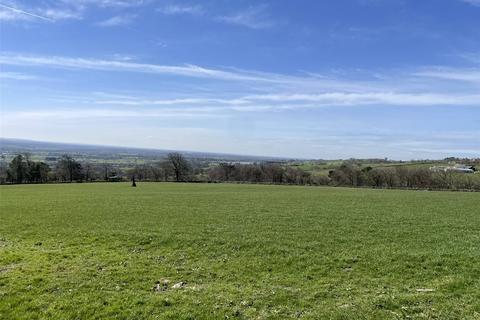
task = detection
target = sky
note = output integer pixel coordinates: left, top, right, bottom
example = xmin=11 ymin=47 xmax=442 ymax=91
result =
xmin=0 ymin=0 xmax=479 ymax=159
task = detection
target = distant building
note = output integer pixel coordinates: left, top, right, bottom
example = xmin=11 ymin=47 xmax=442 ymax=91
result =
xmin=430 ymin=164 xmax=475 ymax=174
xmin=108 ymin=175 xmax=123 ymax=182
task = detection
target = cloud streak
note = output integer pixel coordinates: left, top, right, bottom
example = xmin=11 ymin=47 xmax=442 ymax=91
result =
xmin=2 ymin=53 xmax=479 ymax=110
xmin=414 ymin=67 xmax=480 ymax=84
xmin=96 ymin=14 xmax=135 ymax=27
xmin=217 ymin=5 xmax=274 ymax=29
xmin=69 ymin=0 xmax=148 ymax=8
xmin=157 ymin=4 xmax=204 ymax=16
xmin=0 ymin=71 xmax=39 ymax=80
xmin=0 ymin=0 xmax=147 ymax=23
xmin=0 ymin=53 xmax=321 ymax=83
xmin=0 ymin=53 xmax=399 ymax=94
xmin=1 ymin=108 xmax=224 ymax=121
xmin=0 ymin=3 xmax=54 ymax=21
xmin=4 ymin=53 xmax=479 ymax=92
xmin=461 ymin=0 xmax=480 ymax=6
xmin=91 ymin=92 xmax=480 ymax=109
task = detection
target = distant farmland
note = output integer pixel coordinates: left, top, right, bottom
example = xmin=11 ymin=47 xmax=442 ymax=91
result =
xmin=1 ymin=183 xmax=479 ymax=319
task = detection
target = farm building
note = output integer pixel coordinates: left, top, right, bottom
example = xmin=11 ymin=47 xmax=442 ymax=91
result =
xmin=430 ymin=164 xmax=476 ymax=174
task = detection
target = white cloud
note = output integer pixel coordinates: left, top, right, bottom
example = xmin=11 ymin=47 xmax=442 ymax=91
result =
xmin=461 ymin=0 xmax=480 ymax=6
xmin=242 ymin=92 xmax=480 ymax=107
xmin=0 ymin=0 xmax=147 ymax=23
xmin=96 ymin=14 xmax=135 ymax=27
xmin=1 ymin=108 xmax=224 ymax=121
xmin=157 ymin=4 xmax=204 ymax=16
xmin=86 ymin=91 xmax=480 ymax=111
xmin=0 ymin=3 xmax=54 ymax=22
xmin=217 ymin=5 xmax=274 ymax=29
xmin=0 ymin=53 xmax=299 ymax=82
xmin=0 ymin=2 xmax=82 ymax=22
xmin=110 ymin=54 xmax=137 ymax=61
xmin=0 ymin=53 xmax=377 ymax=93
xmin=414 ymin=67 xmax=480 ymax=84
xmin=0 ymin=71 xmax=38 ymax=80
xmin=94 ymin=98 xmax=246 ymax=106
xmin=41 ymin=8 xmax=82 ymax=20
xmin=60 ymin=0 xmax=148 ymax=9
xmin=2 ymin=53 xmax=479 ymax=110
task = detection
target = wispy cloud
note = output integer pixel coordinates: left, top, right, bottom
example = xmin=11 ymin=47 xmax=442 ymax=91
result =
xmin=0 ymin=53 xmax=390 ymax=94
xmin=0 ymin=71 xmax=38 ymax=80
xmin=59 ymin=0 xmax=149 ymax=9
xmin=460 ymin=0 xmax=480 ymax=6
xmin=0 ymin=0 xmax=147 ymax=23
xmin=217 ymin=5 xmax=274 ymax=29
xmin=0 ymin=2 xmax=83 ymax=22
xmin=0 ymin=53 xmax=316 ymax=83
xmin=0 ymin=3 xmax=54 ymax=22
xmin=157 ymin=4 xmax=204 ymax=16
xmin=2 ymin=53 xmax=479 ymax=109
xmin=41 ymin=8 xmax=82 ymax=20
xmin=96 ymin=14 xmax=135 ymax=27
xmin=2 ymin=108 xmax=224 ymax=121
xmin=109 ymin=54 xmax=137 ymax=61
xmin=83 ymin=0 xmax=147 ymax=8
xmin=414 ymin=67 xmax=480 ymax=84
xmin=94 ymin=97 xmax=247 ymax=106
xmin=241 ymin=92 xmax=480 ymax=107
xmin=90 ymin=92 xmax=480 ymax=110
xmin=458 ymin=52 xmax=480 ymax=64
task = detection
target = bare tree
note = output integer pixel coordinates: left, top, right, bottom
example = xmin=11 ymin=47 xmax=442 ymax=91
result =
xmin=102 ymin=162 xmax=112 ymax=181
xmin=167 ymin=153 xmax=190 ymax=182
xmin=84 ymin=163 xmax=94 ymax=182
xmin=150 ymin=163 xmax=164 ymax=181
xmin=57 ymin=155 xmax=82 ymax=182
xmin=219 ymin=163 xmax=236 ymax=181
xmin=159 ymin=161 xmax=174 ymax=181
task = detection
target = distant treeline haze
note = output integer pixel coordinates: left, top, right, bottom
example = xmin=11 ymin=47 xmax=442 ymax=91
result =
xmin=1 ymin=153 xmax=479 ymax=191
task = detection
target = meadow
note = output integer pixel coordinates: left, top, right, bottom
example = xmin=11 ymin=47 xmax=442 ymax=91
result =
xmin=0 ymin=183 xmax=479 ymax=319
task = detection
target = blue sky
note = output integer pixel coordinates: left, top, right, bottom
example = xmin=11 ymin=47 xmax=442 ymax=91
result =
xmin=0 ymin=0 xmax=479 ymax=159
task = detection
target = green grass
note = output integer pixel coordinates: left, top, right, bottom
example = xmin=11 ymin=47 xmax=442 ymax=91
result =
xmin=1 ymin=183 xmax=479 ymax=319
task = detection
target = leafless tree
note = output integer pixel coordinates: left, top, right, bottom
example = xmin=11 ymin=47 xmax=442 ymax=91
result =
xmin=167 ymin=153 xmax=190 ymax=182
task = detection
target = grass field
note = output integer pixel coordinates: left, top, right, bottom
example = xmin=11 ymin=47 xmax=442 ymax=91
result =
xmin=1 ymin=183 xmax=479 ymax=319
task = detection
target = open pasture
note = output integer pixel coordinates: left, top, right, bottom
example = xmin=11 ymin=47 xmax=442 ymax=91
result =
xmin=0 ymin=183 xmax=479 ymax=319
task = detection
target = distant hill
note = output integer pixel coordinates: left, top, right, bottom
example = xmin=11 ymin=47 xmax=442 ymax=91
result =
xmin=0 ymin=138 xmax=286 ymax=162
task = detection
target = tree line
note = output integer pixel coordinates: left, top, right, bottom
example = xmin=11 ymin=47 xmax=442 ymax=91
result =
xmin=207 ymin=161 xmax=480 ymax=191
xmin=0 ymin=153 xmax=192 ymax=184
xmin=2 ymin=154 xmax=85 ymax=184
xmin=326 ymin=162 xmax=479 ymax=191
xmin=1 ymin=154 xmax=478 ymax=191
